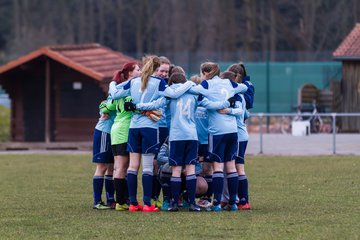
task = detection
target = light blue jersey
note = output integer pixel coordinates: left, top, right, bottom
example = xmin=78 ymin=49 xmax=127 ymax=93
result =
xmin=95 ymin=97 xmax=116 ymax=133
xmin=192 ymin=76 xmax=247 ymax=135
xmin=195 ymin=106 xmax=208 ymax=144
xmin=228 ymin=94 xmax=249 ymax=142
xmin=108 ymin=76 xmax=193 ymax=129
xmin=168 ymin=84 xmax=198 ymax=141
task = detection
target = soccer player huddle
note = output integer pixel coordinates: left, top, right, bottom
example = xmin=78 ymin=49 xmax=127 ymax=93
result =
xmin=92 ymin=55 xmax=254 ymax=212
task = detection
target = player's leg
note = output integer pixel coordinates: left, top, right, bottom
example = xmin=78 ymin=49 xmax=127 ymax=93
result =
xmin=236 ymin=141 xmax=250 ymax=210
xmin=113 ymin=143 xmax=130 ymax=211
xmin=141 ymin=128 xmax=160 ymax=212
xmin=126 ymin=128 xmax=142 ymax=211
xmin=209 ymin=134 xmax=225 ymax=211
xmin=104 ymin=163 xmax=115 ymax=208
xmin=92 ymin=129 xmax=111 ymax=210
xmin=93 ymin=163 xmax=109 ymax=209
xmin=158 ymin=163 xmax=172 ymax=211
xmin=224 ymin=133 xmax=239 ymax=211
xmin=184 ymin=140 xmax=201 ymax=211
xmin=152 ymin=126 xmax=169 ymax=207
xmin=168 ymin=140 xmax=185 ymax=212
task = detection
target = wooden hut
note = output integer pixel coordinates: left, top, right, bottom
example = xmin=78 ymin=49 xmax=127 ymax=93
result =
xmin=333 ymin=23 xmax=360 ymax=132
xmin=0 ymin=43 xmax=138 ymax=142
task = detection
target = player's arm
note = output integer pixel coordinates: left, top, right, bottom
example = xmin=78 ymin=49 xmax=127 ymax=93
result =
xmin=242 ymin=76 xmax=255 ymax=109
xmin=109 ymin=80 xmax=131 ymax=100
xmin=188 ymin=80 xmax=208 ymax=96
xmin=136 ymin=97 xmax=168 ymax=111
xmin=198 ymin=95 xmax=230 ymax=110
xmin=159 ymin=80 xmax=195 ymax=99
xmin=230 ymin=80 xmax=248 ymax=94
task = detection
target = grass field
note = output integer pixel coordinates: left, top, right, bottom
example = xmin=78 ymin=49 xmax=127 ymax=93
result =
xmin=0 ymin=154 xmax=359 ymax=240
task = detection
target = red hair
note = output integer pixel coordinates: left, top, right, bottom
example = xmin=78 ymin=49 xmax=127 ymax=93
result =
xmin=113 ymin=62 xmax=138 ymax=84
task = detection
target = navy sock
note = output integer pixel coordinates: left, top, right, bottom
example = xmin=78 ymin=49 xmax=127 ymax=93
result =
xmin=186 ymin=174 xmax=197 ymax=204
xmin=152 ymin=175 xmax=162 ymax=199
xmin=170 ymin=176 xmax=182 ymax=204
xmin=212 ymin=171 xmax=224 ymax=206
xmin=227 ymin=172 xmax=239 ymax=205
xmin=238 ymin=175 xmax=249 ymax=205
xmin=142 ymin=171 xmax=153 ymax=206
xmin=204 ymin=175 xmax=213 ymax=201
xmin=93 ymin=176 xmax=104 ymax=204
xmin=127 ymin=170 xmax=138 ymax=205
xmin=104 ymin=175 xmax=115 ymax=204
xmin=160 ymin=172 xmax=171 ymax=202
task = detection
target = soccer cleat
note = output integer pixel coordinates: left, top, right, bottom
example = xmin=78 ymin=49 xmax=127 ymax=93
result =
xmin=161 ymin=200 xmax=170 ymax=211
xmin=93 ymin=202 xmax=111 ymax=210
xmin=189 ymin=204 xmax=201 ymax=212
xmin=129 ymin=203 xmax=143 ymax=212
xmin=197 ymin=199 xmax=212 ymax=208
xmin=151 ymin=198 xmax=162 ymax=208
xmin=223 ymin=203 xmax=238 ymax=211
xmin=238 ymin=203 xmax=251 ymax=210
xmin=115 ymin=203 xmax=129 ymax=211
xmin=210 ymin=204 xmax=222 ymax=212
xmin=142 ymin=204 xmax=159 ymax=212
xmin=182 ymin=199 xmax=190 ymax=209
xmin=168 ymin=202 xmax=179 ymax=212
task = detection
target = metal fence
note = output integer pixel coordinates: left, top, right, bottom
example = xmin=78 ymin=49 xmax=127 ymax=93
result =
xmin=248 ymin=113 xmax=360 ymax=155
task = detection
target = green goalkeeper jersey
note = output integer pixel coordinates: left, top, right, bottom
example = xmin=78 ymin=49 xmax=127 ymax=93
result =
xmin=107 ymin=96 xmax=132 ymax=145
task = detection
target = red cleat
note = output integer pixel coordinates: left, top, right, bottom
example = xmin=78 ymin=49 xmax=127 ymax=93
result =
xmin=238 ymin=203 xmax=251 ymax=210
xmin=142 ymin=204 xmax=159 ymax=212
xmin=129 ymin=204 xmax=143 ymax=212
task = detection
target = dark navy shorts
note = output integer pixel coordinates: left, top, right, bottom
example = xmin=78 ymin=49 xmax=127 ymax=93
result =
xmin=235 ymin=141 xmax=248 ymax=164
xmin=209 ymin=133 xmax=238 ymax=163
xmin=198 ymin=144 xmax=211 ymax=162
xmin=127 ymin=127 xmax=160 ymax=154
xmin=169 ymin=140 xmax=198 ymax=166
xmin=159 ymin=127 xmax=169 ymax=146
xmin=92 ymin=129 xmax=114 ymax=163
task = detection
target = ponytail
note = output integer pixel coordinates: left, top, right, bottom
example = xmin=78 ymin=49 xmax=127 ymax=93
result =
xmin=200 ymin=62 xmax=220 ymax=80
xmin=113 ymin=62 xmax=138 ymax=84
xmin=141 ymin=56 xmax=160 ymax=91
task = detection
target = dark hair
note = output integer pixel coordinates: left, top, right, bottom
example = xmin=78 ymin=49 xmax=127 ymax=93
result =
xmin=227 ymin=63 xmax=246 ymax=78
xmin=169 ymin=65 xmax=185 ymax=76
xmin=220 ymin=71 xmax=241 ymax=83
xmin=113 ymin=62 xmax=138 ymax=83
xmin=200 ymin=62 xmax=220 ymax=79
xmin=168 ymin=73 xmax=186 ymax=85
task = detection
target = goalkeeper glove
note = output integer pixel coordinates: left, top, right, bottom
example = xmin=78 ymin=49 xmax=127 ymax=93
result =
xmin=124 ymin=100 xmax=137 ymax=112
xmin=141 ymin=110 xmax=162 ymax=122
xmin=227 ymin=96 xmax=236 ymax=108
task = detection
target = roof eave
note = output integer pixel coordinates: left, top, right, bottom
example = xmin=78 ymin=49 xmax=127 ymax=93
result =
xmin=333 ymin=55 xmax=360 ymax=61
xmin=0 ymin=47 xmax=105 ymax=81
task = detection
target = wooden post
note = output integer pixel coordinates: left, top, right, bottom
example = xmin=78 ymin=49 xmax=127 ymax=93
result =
xmin=45 ymin=58 xmax=50 ymax=143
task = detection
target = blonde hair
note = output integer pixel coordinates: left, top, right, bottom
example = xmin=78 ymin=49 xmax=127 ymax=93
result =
xmin=141 ymin=55 xmax=161 ymax=91
xmin=200 ymin=62 xmax=220 ymax=79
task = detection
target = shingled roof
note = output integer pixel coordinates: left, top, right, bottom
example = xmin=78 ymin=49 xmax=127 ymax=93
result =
xmin=333 ymin=23 xmax=360 ymax=60
xmin=0 ymin=43 xmax=138 ymax=80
